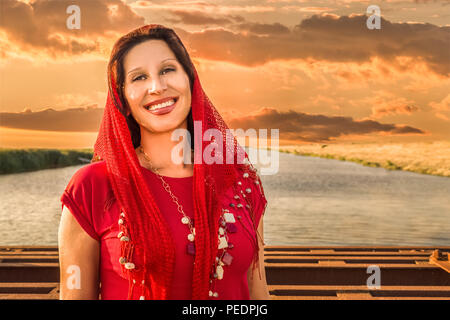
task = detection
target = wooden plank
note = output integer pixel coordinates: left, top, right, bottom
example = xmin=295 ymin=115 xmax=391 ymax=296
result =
xmin=265 ymin=251 xmax=432 ymax=257
xmin=268 ymin=285 xmax=450 ymax=291
xmin=1 ymin=246 xmax=449 ymax=300
xmin=265 ymin=255 xmax=429 ymax=262
xmin=429 ymin=249 xmax=450 ymax=273
xmin=265 ymin=262 xmax=438 ymax=268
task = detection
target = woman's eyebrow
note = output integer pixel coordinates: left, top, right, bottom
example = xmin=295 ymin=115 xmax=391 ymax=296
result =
xmin=127 ymin=58 xmax=177 ymax=75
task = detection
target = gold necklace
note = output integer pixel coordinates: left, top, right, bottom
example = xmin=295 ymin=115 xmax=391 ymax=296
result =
xmin=138 ymin=145 xmax=196 ymax=252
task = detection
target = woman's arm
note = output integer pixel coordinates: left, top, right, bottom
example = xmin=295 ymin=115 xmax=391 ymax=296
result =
xmin=247 ymin=217 xmax=271 ymax=300
xmin=58 ymin=205 xmax=100 ymax=299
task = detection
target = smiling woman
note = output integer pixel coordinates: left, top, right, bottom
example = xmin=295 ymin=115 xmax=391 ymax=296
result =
xmin=58 ymin=24 xmax=269 ymax=300
xmin=123 ymin=41 xmax=192 ymax=138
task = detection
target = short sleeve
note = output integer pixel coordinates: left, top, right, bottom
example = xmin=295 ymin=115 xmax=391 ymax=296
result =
xmin=60 ymin=162 xmax=108 ymax=241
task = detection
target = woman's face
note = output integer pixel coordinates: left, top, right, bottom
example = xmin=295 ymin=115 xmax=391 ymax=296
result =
xmin=122 ymin=39 xmax=191 ymax=134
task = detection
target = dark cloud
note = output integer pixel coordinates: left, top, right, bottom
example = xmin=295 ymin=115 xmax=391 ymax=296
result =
xmin=0 ymin=106 xmax=103 ymax=132
xmin=0 ymin=105 xmax=426 ymax=142
xmin=226 ymin=108 xmax=426 ymax=142
xmin=181 ymin=14 xmax=450 ymax=76
xmin=2 ymin=1 xmax=448 ymax=76
xmin=372 ymin=104 xmax=420 ymax=118
xmin=0 ymin=0 xmax=145 ymax=55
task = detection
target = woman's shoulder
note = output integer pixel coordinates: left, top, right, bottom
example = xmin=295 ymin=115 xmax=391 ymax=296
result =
xmin=72 ymin=160 xmax=107 ymax=179
xmin=67 ymin=160 xmax=109 ymax=189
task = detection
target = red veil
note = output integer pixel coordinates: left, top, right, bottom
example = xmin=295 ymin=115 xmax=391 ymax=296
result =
xmin=92 ymin=25 xmax=267 ymax=300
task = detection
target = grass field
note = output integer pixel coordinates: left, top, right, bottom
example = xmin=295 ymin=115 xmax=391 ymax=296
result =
xmin=276 ymin=140 xmax=450 ymax=178
xmin=0 ymin=148 xmax=94 ymax=174
xmin=2 ymin=142 xmax=450 ymax=178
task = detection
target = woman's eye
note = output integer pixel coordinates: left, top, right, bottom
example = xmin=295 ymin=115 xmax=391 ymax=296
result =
xmin=132 ymin=68 xmax=175 ymax=82
xmin=162 ymin=67 xmax=175 ymax=74
xmin=132 ymin=75 xmax=145 ymax=82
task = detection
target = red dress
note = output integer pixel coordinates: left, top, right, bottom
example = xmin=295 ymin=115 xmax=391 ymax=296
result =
xmin=60 ymin=160 xmax=266 ymax=300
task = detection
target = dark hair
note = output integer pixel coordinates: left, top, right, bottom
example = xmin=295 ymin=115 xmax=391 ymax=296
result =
xmin=107 ymin=24 xmax=195 ymax=149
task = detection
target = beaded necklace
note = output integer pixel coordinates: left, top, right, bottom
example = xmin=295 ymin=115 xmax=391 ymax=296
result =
xmin=132 ymin=146 xmax=257 ymax=299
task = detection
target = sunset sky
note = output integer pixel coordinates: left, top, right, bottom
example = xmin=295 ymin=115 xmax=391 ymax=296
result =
xmin=0 ymin=0 xmax=449 ymax=149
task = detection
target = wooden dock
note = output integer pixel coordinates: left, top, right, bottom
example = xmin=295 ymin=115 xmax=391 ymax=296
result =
xmin=0 ymin=245 xmax=449 ymax=300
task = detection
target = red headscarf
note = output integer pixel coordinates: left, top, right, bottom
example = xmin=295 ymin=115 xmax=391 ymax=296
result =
xmin=92 ymin=24 xmax=267 ymax=300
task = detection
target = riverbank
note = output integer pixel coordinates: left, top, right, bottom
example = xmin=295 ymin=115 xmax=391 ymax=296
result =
xmin=0 ymin=148 xmax=93 ymax=174
xmin=275 ymin=140 xmax=450 ymax=178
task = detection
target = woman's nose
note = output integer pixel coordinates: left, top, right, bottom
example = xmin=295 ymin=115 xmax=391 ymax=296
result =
xmin=147 ymin=76 xmax=167 ymax=94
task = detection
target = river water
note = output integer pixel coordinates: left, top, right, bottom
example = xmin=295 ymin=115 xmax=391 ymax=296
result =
xmin=0 ymin=150 xmax=449 ymax=246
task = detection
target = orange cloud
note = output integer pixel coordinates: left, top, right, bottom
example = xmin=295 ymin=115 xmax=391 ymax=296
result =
xmin=177 ymin=13 xmax=450 ymax=76
xmin=429 ymin=94 xmax=450 ymax=121
xmin=2 ymin=1 xmax=449 ymax=78
xmin=0 ymin=0 xmax=144 ymax=58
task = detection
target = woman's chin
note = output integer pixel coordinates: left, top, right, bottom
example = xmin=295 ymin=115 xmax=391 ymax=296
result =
xmin=141 ymin=120 xmax=188 ymax=134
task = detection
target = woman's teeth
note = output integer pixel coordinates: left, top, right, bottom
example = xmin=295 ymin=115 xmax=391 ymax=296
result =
xmin=146 ymin=99 xmax=176 ymax=111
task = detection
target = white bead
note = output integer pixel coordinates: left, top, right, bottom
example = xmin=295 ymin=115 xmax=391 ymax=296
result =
xmin=223 ymin=212 xmax=235 ymax=223
xmin=237 ymin=181 xmax=242 ymax=185
xmin=255 ymin=181 xmax=260 ymax=185
xmin=140 ymin=296 xmax=145 ymax=300
xmin=237 ymin=203 xmax=243 ymax=208
xmin=218 ymin=227 xmax=225 ymax=235
xmin=188 ymin=233 xmax=195 ymax=241
xmin=181 ymin=216 xmax=190 ymax=224
xmin=246 ymin=188 xmax=251 ymax=193
xmin=133 ymin=279 xmax=136 ymax=284
xmin=243 ymin=173 xmax=249 ymax=178
xmin=118 ymin=219 xmax=124 ymax=225
xmin=120 ymin=212 xmax=125 ymax=217
xmin=117 ymin=231 xmax=124 ymax=238
xmin=142 ymin=280 xmax=145 ymax=284
xmin=125 ymin=262 xmax=135 ymax=270
xmin=216 ymin=265 xmax=224 ymax=280
xmin=120 ymin=236 xmax=129 ymax=242
xmin=213 ymin=292 xmax=218 ymax=297
xmin=234 ymin=195 xmax=240 ymax=199
xmin=119 ymin=257 xmax=126 ymax=265
xmin=218 ymin=236 xmax=228 ymax=249
xmin=209 ymin=290 xmax=213 ymax=297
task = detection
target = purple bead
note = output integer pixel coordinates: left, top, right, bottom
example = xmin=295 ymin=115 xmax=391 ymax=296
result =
xmin=222 ymin=252 xmax=233 ymax=266
xmin=187 ymin=242 xmax=195 ymax=255
xmin=228 ymin=242 xmax=234 ymax=249
xmin=226 ymin=223 xmax=237 ymax=233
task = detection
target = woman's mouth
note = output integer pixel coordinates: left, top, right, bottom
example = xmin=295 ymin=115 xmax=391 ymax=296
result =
xmin=144 ymin=97 xmax=178 ymax=115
